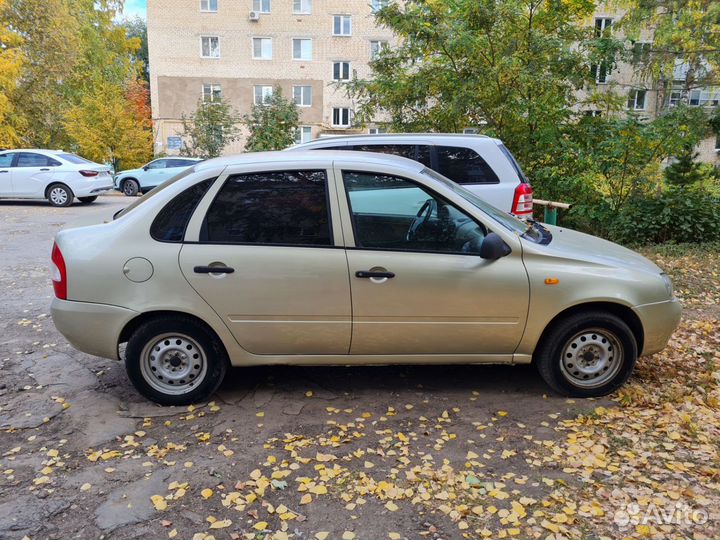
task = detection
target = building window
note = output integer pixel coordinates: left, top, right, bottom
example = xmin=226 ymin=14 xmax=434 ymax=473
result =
xmin=332 ymin=108 xmax=351 ymax=127
xmin=594 ymin=17 xmax=612 ymax=37
xmin=293 ymin=0 xmax=311 ymax=14
xmin=627 ymin=89 xmax=646 ymax=110
xmin=293 ymin=85 xmax=312 ymax=107
xmin=591 ymin=17 xmax=612 ymax=84
xmin=295 ymin=126 xmax=312 ymax=144
xmin=200 ymin=0 xmax=218 ymax=12
xmin=202 ymin=83 xmax=222 ymax=102
xmin=689 ymin=88 xmax=720 ymax=107
xmin=167 ymin=137 xmax=182 ymax=151
xmin=292 ymin=38 xmax=312 ymax=60
xmin=632 ymin=41 xmax=652 ymax=64
xmin=333 ymin=15 xmax=352 ymax=36
xmin=371 ymin=0 xmax=389 ymax=12
xmin=252 ymin=37 xmax=272 ymax=59
xmin=370 ymin=40 xmax=388 ymax=60
xmin=254 ymin=85 xmax=273 ymax=105
xmin=669 ymin=90 xmax=683 ymax=107
xmin=462 ymin=127 xmax=479 ymax=134
xmin=592 ymin=63 xmax=609 ymax=84
xmin=369 ymin=127 xmax=387 ymax=134
xmin=201 ymin=36 xmax=220 ymax=58
xmin=584 ymin=110 xmax=602 ymax=118
xmin=252 ymin=0 xmax=270 ymax=13
xmin=333 ymin=61 xmax=350 ymax=81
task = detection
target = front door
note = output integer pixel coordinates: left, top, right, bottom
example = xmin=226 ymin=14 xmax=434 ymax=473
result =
xmin=0 ymin=153 xmax=15 ymax=196
xmin=143 ymin=159 xmax=172 ymax=189
xmin=339 ymin=169 xmax=529 ymax=355
xmin=12 ymin=152 xmax=58 ymax=196
xmin=179 ymin=169 xmax=352 ymax=355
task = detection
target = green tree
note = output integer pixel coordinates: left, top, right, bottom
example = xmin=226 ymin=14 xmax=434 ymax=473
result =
xmin=243 ymin=87 xmax=299 ymax=152
xmin=0 ymin=0 xmax=24 ymax=148
xmin=121 ymin=16 xmax=149 ymax=83
xmin=343 ymin=0 xmax=604 ymax=170
xmin=664 ymin=144 xmax=706 ymax=187
xmin=180 ymin=97 xmax=242 ymax=158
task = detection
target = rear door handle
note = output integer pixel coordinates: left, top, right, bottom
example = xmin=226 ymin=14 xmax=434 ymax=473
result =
xmin=0 ymin=170 xmax=8 ymax=173
xmin=40 ymin=168 xmax=50 ymax=171
xmin=194 ymin=265 xmax=235 ymax=274
xmin=355 ymin=270 xmax=395 ymax=279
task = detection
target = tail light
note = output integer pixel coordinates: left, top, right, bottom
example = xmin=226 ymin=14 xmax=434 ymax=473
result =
xmin=79 ymin=170 xmax=99 ymax=177
xmin=512 ymin=183 xmax=534 ymax=217
xmin=51 ymin=243 xmax=67 ymax=300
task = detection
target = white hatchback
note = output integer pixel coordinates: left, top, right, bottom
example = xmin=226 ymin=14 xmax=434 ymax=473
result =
xmin=0 ymin=149 xmax=113 ymax=207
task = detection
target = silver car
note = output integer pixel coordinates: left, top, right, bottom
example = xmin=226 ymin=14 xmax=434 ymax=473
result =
xmin=50 ymin=151 xmax=680 ymax=405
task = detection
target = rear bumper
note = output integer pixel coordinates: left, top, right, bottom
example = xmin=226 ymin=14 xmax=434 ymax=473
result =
xmin=73 ymin=179 xmax=114 ymax=196
xmin=51 ymin=298 xmax=137 ymax=360
xmin=633 ymin=298 xmax=682 ymax=356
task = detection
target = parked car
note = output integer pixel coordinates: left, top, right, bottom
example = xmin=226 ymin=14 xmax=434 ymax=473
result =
xmin=0 ymin=149 xmax=113 ymax=207
xmin=114 ymin=157 xmax=203 ymax=196
xmin=289 ymin=134 xmax=534 ymax=217
xmin=51 ymin=151 xmax=680 ymax=405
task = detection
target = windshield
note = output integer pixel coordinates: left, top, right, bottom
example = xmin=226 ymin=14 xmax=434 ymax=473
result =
xmin=114 ymin=166 xmax=199 ymax=220
xmin=421 ymin=167 xmax=544 ymax=242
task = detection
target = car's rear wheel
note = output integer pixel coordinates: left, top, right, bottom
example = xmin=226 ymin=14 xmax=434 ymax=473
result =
xmin=46 ymin=183 xmax=74 ymax=207
xmin=78 ymin=196 xmax=97 ymax=204
xmin=125 ymin=315 xmax=228 ymax=405
xmin=122 ymin=178 xmax=140 ymax=197
xmin=534 ymin=311 xmax=637 ymax=397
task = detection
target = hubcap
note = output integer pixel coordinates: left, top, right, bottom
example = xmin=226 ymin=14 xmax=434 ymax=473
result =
xmin=560 ymin=328 xmax=623 ymax=388
xmin=50 ymin=187 xmax=68 ymax=205
xmin=124 ymin=181 xmax=137 ymax=195
xmin=139 ymin=333 xmax=207 ymax=395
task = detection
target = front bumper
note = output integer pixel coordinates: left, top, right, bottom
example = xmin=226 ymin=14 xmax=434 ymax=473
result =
xmin=633 ymin=298 xmax=682 ymax=356
xmin=51 ymin=298 xmax=138 ymax=360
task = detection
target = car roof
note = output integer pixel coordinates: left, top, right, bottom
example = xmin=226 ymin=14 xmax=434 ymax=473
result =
xmin=292 ymin=133 xmax=500 ymax=148
xmin=194 ymin=150 xmax=427 ymax=173
xmin=0 ymin=149 xmax=66 ymax=155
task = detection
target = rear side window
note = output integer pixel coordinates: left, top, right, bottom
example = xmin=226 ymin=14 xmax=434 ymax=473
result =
xmin=202 ymin=170 xmax=332 ymax=246
xmin=167 ymin=159 xmax=196 ymax=167
xmin=0 ymin=153 xmax=14 ymax=167
xmin=151 ymin=178 xmax=214 ymax=242
xmin=16 ymin=153 xmax=60 ymax=167
xmin=435 ymin=146 xmax=499 ymax=185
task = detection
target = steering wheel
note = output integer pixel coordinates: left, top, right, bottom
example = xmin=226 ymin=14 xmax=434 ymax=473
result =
xmin=406 ymin=198 xmax=437 ymax=242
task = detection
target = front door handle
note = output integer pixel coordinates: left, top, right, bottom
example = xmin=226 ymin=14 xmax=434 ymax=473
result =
xmin=355 ymin=270 xmax=395 ymax=279
xmin=0 ymin=170 xmax=8 ymax=173
xmin=40 ymin=168 xmax=50 ymax=171
xmin=194 ymin=265 xmax=235 ymax=274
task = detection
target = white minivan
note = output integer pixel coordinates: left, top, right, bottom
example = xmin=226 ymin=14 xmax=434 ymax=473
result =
xmin=0 ymin=149 xmax=113 ymax=206
xmin=290 ymin=134 xmax=533 ymax=216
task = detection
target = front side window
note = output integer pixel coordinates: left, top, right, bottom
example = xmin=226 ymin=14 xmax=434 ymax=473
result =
xmin=293 ymin=85 xmax=312 ymax=106
xmin=252 ymin=0 xmax=270 ymax=12
xmin=252 ymin=37 xmax=272 ymax=59
xmin=333 ymin=61 xmax=350 ymax=81
xmin=295 ymin=126 xmax=312 ymax=144
xmin=343 ymin=171 xmax=486 ymax=254
xmin=202 ymin=83 xmax=222 ymax=102
xmin=17 ymin=153 xmax=60 ymax=167
xmin=333 ymin=15 xmax=352 ymax=36
xmin=151 ymin=178 xmax=214 ymax=242
xmin=292 ymin=38 xmax=312 ymax=60
xmin=202 ymin=170 xmax=332 ymax=246
xmin=627 ymin=89 xmax=647 ymax=110
xmin=147 ymin=159 xmax=168 ymax=170
xmin=0 ymin=153 xmax=15 ymax=167
xmin=200 ymin=0 xmax=218 ymax=11
xmin=254 ymin=85 xmax=274 ymax=105
xmin=370 ymin=40 xmax=388 ymax=60
xmin=332 ymin=108 xmax=351 ymax=127
xmin=201 ymin=36 xmax=220 ymax=58
xmin=435 ymin=146 xmax=499 ymax=185
xmin=293 ymin=0 xmax=311 ymax=14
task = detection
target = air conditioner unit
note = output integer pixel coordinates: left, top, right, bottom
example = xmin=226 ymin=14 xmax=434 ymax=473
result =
xmin=249 ymin=10 xmax=260 ymax=21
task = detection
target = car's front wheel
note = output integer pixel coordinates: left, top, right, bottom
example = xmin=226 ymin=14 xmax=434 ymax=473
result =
xmin=125 ymin=315 xmax=228 ymax=405
xmin=78 ymin=196 xmax=98 ymax=204
xmin=122 ymin=178 xmax=140 ymax=197
xmin=46 ymin=183 xmax=74 ymax=207
xmin=534 ymin=311 xmax=637 ymax=397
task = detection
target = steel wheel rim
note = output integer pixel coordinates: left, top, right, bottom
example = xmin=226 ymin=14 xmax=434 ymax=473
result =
xmin=559 ymin=327 xmax=623 ymax=388
xmin=50 ymin=187 xmax=68 ymax=205
xmin=139 ymin=333 xmax=207 ymax=395
xmin=123 ymin=181 xmax=136 ymax=195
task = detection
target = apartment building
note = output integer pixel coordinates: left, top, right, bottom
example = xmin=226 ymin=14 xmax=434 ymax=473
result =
xmin=147 ymin=0 xmax=394 ymax=155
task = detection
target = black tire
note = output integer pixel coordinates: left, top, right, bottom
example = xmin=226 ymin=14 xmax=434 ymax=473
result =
xmin=46 ymin=183 xmax=74 ymax=207
xmin=78 ymin=196 xmax=98 ymax=204
xmin=125 ymin=315 xmax=228 ymax=405
xmin=534 ymin=311 xmax=637 ymax=397
xmin=122 ymin=178 xmax=140 ymax=197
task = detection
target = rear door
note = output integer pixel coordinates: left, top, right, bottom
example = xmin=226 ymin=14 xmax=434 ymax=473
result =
xmin=0 ymin=153 xmax=15 ymax=196
xmin=12 ymin=152 xmax=60 ymax=196
xmin=179 ymin=167 xmax=352 ymax=355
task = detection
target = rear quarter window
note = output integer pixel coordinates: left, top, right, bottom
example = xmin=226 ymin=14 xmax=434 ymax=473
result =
xmin=435 ymin=146 xmax=499 ymax=185
xmin=150 ymin=178 xmax=214 ymax=242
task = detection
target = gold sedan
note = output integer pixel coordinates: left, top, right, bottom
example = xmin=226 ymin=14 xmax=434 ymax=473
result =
xmin=50 ymin=151 xmax=681 ymax=405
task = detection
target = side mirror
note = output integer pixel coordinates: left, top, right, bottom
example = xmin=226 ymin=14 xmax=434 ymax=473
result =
xmin=143 ymin=165 xmax=150 ymax=171
xmin=479 ymin=232 xmax=511 ymax=260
